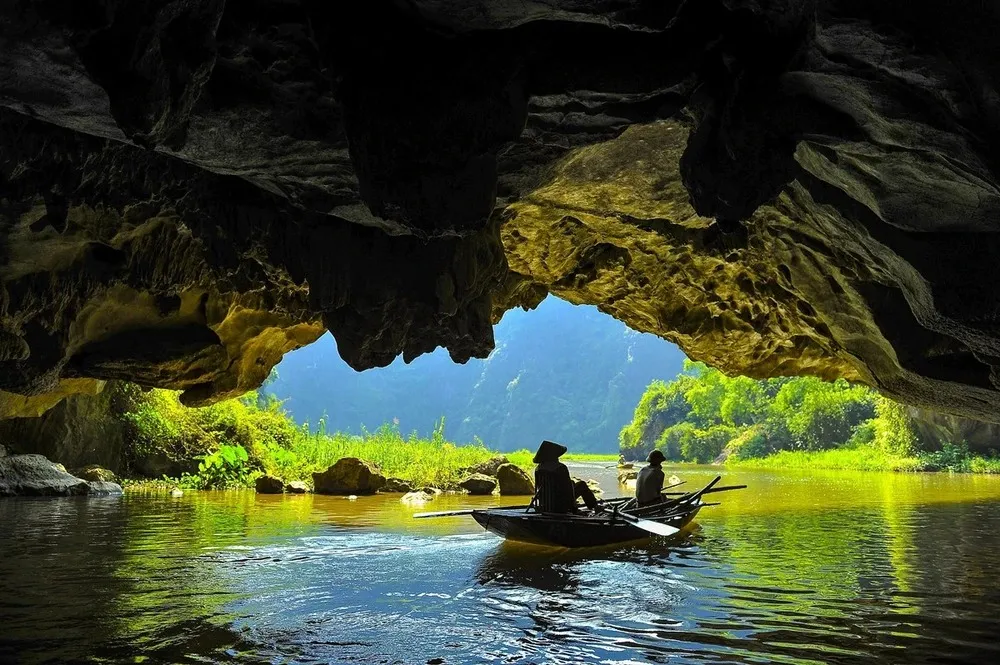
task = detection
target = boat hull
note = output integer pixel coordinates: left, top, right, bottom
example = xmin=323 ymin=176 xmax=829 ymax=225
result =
xmin=472 ymin=506 xmax=700 ymax=548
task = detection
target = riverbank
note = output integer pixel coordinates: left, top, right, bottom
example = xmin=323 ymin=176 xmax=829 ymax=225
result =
xmin=722 ymin=443 xmax=1000 ymax=474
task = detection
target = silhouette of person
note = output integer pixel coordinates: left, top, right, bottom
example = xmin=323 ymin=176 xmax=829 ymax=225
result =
xmin=532 ymin=440 xmax=599 ymax=513
xmin=635 ymin=449 xmax=666 ymax=507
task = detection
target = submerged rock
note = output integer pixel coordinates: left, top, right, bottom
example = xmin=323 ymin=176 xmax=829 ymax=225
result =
xmin=284 ymin=481 xmax=309 ymax=494
xmin=86 ymin=480 xmax=123 ymax=495
xmin=73 ymin=465 xmax=117 ymax=483
xmin=402 ymin=487 xmax=441 ymax=504
xmin=255 ymin=475 xmax=284 ymax=494
xmin=0 ymin=454 xmax=90 ymax=496
xmin=459 ymin=473 xmax=497 ymax=495
xmin=496 ymin=464 xmax=534 ymax=496
xmin=312 ymin=458 xmax=387 ymax=495
xmin=618 ymin=469 xmax=639 ymax=484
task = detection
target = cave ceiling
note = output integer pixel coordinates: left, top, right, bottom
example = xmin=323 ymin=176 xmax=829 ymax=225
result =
xmin=2 ymin=0 xmax=1000 ymax=422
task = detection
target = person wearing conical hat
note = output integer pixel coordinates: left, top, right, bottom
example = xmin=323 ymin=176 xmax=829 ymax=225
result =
xmin=532 ymin=440 xmax=600 ymax=513
xmin=635 ymin=449 xmax=666 ymax=507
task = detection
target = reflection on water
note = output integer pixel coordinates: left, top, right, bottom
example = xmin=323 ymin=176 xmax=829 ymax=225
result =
xmin=3 ymin=466 xmax=1000 ymax=664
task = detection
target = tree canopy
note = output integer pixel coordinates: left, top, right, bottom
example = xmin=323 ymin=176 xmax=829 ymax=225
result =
xmin=619 ymin=362 xmax=910 ymax=463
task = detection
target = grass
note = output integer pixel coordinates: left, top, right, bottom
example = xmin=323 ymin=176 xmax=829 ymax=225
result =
xmin=124 ymin=389 xmax=542 ymax=490
xmin=726 ymin=445 xmax=925 ymax=473
xmin=725 ymin=443 xmax=1000 ymax=474
xmin=284 ymin=426 xmax=508 ymax=487
xmin=506 ymin=450 xmax=617 ymax=468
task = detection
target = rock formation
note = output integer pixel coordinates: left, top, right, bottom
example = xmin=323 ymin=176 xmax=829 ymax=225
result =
xmin=0 ymin=453 xmax=123 ymax=496
xmin=459 ymin=473 xmax=498 ymax=496
xmin=2 ymin=1 xmax=1000 ymax=428
xmin=312 ymin=457 xmax=386 ymax=495
xmin=254 ymin=475 xmax=285 ymax=494
xmin=496 ymin=463 xmax=535 ymax=496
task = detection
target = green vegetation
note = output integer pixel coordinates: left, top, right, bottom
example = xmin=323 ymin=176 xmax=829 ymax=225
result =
xmin=505 ymin=451 xmax=618 ymax=467
xmin=621 ymin=362 xmax=1000 ymax=473
xmin=119 ymin=387 xmax=521 ymax=490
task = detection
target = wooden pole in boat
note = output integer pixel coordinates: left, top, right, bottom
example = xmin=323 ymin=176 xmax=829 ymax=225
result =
xmin=413 ymin=505 xmax=530 ymax=518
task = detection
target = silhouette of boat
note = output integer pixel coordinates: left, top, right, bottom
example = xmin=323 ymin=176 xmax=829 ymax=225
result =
xmin=470 ymin=477 xmax=741 ymax=548
xmin=470 ymin=501 xmax=702 ymax=547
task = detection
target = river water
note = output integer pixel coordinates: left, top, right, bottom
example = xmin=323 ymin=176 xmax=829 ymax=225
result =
xmin=3 ymin=464 xmax=1000 ymax=664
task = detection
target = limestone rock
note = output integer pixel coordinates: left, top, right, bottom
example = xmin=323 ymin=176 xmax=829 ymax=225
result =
xmin=460 ymin=456 xmax=510 ymax=477
xmin=618 ymin=469 xmax=639 ymax=484
xmin=73 ymin=465 xmax=117 ymax=483
xmin=255 ymin=475 xmax=284 ymax=494
xmin=3 ymin=0 xmax=1000 ymax=430
xmin=402 ymin=487 xmax=442 ymax=504
xmin=0 ymin=454 xmax=90 ymax=496
xmin=381 ymin=477 xmax=415 ymax=493
xmin=284 ymin=481 xmax=309 ymax=494
xmin=496 ymin=464 xmax=534 ymax=496
xmin=86 ymin=481 xmax=123 ymax=496
xmin=312 ymin=458 xmax=386 ymax=495
xmin=459 ymin=473 xmax=497 ymax=495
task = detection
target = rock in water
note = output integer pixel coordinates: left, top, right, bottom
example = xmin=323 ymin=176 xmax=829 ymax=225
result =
xmin=381 ymin=477 xmax=414 ymax=493
xmin=312 ymin=458 xmax=387 ymax=495
xmin=86 ymin=481 xmax=123 ymax=495
xmin=402 ymin=487 xmax=441 ymax=504
xmin=0 ymin=444 xmax=7 ymax=457
xmin=459 ymin=473 xmax=497 ymax=495
xmin=255 ymin=475 xmax=284 ymax=494
xmin=0 ymin=454 xmax=90 ymax=496
xmin=496 ymin=464 xmax=534 ymax=496
xmin=618 ymin=469 xmax=639 ymax=484
xmin=73 ymin=465 xmax=117 ymax=483
xmin=284 ymin=481 xmax=309 ymax=494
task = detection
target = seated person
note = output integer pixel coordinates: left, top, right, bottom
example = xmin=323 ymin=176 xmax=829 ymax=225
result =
xmin=532 ymin=440 xmax=600 ymax=513
xmin=635 ymin=449 xmax=666 ymax=507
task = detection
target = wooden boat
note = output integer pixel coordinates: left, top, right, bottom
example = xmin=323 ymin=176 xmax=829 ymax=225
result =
xmin=470 ymin=501 xmax=702 ymax=548
xmin=415 ymin=476 xmax=745 ymax=548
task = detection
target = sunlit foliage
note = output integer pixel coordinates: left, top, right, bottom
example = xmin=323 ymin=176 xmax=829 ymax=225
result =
xmin=121 ymin=388 xmax=512 ymax=489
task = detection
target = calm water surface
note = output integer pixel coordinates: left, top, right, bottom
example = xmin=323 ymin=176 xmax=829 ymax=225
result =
xmin=3 ymin=465 xmax=1000 ymax=664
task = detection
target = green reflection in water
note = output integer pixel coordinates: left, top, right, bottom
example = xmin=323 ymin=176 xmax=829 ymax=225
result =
xmin=7 ymin=465 xmax=1000 ymax=664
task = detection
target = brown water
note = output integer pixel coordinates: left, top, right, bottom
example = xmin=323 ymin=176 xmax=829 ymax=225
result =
xmin=3 ymin=464 xmax=1000 ymax=664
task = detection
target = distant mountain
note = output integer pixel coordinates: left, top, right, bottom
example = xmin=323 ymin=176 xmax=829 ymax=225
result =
xmin=265 ymin=297 xmax=687 ymax=453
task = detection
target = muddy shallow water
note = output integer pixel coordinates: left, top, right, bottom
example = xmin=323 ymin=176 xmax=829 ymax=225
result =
xmin=3 ymin=464 xmax=1000 ymax=664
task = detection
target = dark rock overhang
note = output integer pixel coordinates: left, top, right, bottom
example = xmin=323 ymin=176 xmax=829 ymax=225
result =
xmin=2 ymin=0 xmax=1000 ymax=422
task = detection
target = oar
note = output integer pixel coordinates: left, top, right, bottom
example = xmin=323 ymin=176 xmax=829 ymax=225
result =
xmin=678 ymin=475 xmax=722 ymax=505
xmin=661 ymin=484 xmax=745 ymax=497
xmin=413 ymin=504 xmax=529 ymax=518
xmin=613 ymin=508 xmax=680 ymax=537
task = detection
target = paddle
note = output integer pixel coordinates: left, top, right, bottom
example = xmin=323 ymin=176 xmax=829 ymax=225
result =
xmin=661 ymin=484 xmax=745 ymax=497
xmin=413 ymin=505 xmax=529 ymax=518
xmin=611 ymin=508 xmax=680 ymax=537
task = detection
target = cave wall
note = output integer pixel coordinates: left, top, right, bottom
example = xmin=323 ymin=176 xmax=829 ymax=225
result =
xmin=2 ymin=1 xmax=1000 ymax=424
xmin=0 ymin=381 xmax=127 ymax=472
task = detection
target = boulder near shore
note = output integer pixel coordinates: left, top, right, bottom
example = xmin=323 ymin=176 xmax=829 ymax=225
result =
xmin=0 ymin=454 xmax=123 ymax=496
xmin=312 ymin=457 xmax=387 ymax=495
xmin=496 ymin=463 xmax=535 ymax=496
